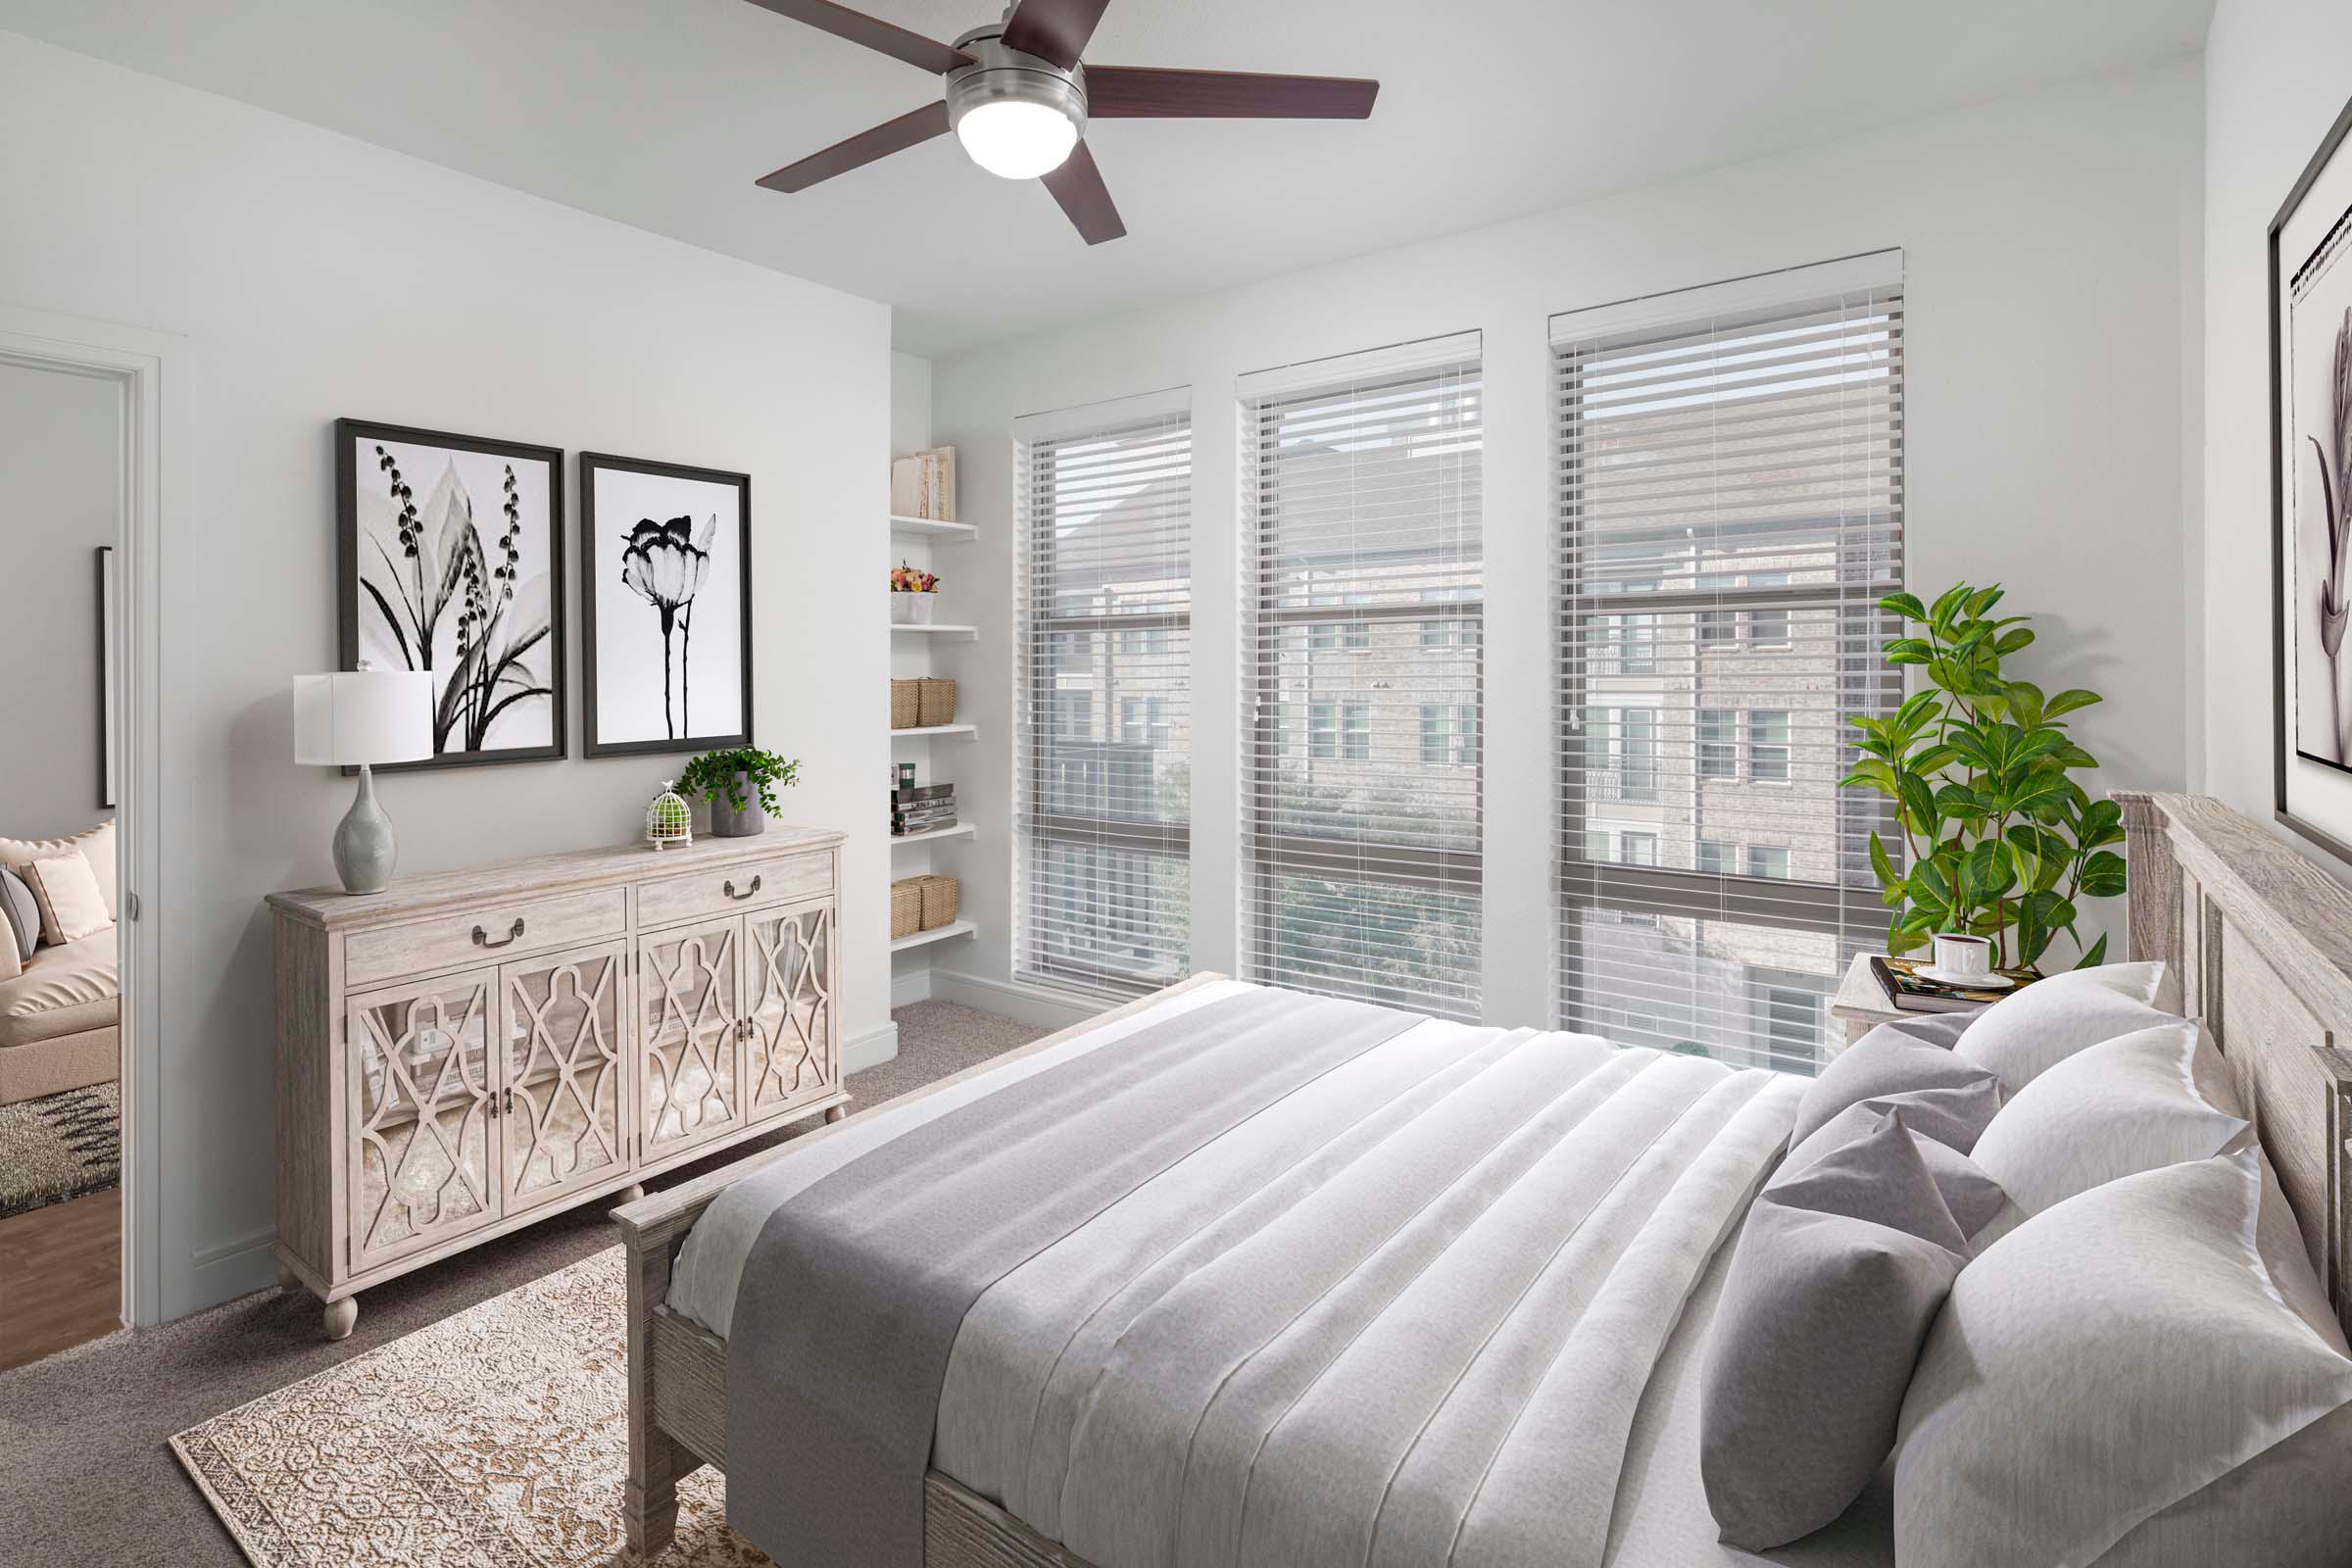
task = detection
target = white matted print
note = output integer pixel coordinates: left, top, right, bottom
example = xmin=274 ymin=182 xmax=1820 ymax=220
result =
xmin=336 ymin=420 xmax=566 ymax=769
xmin=580 ymin=454 xmax=752 ymax=757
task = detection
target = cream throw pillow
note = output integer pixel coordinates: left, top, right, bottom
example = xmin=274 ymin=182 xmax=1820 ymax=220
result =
xmin=24 ymin=851 xmax=111 ymax=944
xmin=1895 ymin=1150 xmax=2352 ymax=1568
xmin=0 ymin=819 xmax=117 ymax=921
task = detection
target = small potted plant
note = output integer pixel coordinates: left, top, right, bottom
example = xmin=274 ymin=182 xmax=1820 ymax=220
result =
xmin=678 ymin=746 xmax=802 ymax=838
xmin=891 ymin=561 xmax=940 ymax=624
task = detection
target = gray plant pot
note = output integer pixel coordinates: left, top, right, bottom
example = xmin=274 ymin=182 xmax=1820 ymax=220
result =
xmin=709 ymin=771 xmax=767 ymax=838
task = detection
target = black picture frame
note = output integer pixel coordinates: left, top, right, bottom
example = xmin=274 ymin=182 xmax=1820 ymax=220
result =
xmin=578 ymin=452 xmax=754 ymax=759
xmin=2270 ymin=88 xmax=2352 ymax=865
xmin=335 ymin=417 xmax=569 ymax=772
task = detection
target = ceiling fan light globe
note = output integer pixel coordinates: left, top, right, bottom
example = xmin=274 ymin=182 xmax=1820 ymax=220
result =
xmin=955 ymin=97 xmax=1080 ymax=179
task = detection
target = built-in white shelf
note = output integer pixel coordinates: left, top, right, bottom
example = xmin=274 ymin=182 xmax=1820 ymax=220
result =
xmin=891 ymin=822 xmax=975 ymax=847
xmin=891 ymin=723 xmax=976 ymax=739
xmin=892 ymin=621 xmax=978 ymax=637
xmin=891 ymin=918 xmax=977 ymax=953
xmin=891 ymin=514 xmax=977 ymax=542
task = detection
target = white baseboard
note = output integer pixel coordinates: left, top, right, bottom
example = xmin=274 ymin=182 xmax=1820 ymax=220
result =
xmin=844 ymin=1019 xmax=900 ymax=1073
xmin=176 ymin=1224 xmax=278 ymax=1318
xmin=925 ymin=966 xmax=1106 ymax=1030
xmin=891 ymin=966 xmax=935 ymax=1008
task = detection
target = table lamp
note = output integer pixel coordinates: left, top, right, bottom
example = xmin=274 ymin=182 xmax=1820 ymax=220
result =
xmin=294 ymin=667 xmax=433 ymax=894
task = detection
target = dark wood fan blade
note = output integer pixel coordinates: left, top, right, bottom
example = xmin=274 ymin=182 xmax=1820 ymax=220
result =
xmin=1085 ymin=66 xmax=1379 ymax=119
xmin=1000 ymin=0 xmax=1112 ymax=72
xmin=1040 ymin=141 xmax=1125 ymax=245
xmin=740 ymin=0 xmax=973 ymax=74
xmin=757 ymin=100 xmax=950 ymax=192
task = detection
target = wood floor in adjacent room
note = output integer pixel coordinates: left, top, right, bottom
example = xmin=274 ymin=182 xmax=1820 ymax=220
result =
xmin=0 ymin=1001 xmax=1047 ymax=1568
xmin=0 ymin=1189 xmax=121 ymax=1373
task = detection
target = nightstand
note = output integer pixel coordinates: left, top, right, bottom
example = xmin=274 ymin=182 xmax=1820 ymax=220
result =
xmin=1825 ymin=953 xmax=1984 ymax=1054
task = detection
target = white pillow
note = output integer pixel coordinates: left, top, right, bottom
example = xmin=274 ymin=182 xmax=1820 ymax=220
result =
xmin=1894 ymin=1150 xmax=2352 ymax=1568
xmin=1953 ymin=963 xmax=2179 ymax=1096
xmin=1970 ymin=1020 xmax=2248 ymax=1215
xmin=23 ymin=852 xmax=111 ymax=945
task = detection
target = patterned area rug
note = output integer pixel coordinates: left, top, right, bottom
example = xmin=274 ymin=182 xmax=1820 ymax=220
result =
xmin=0 ymin=1080 xmax=119 ymax=1219
xmin=172 ymin=1248 xmax=763 ymax=1567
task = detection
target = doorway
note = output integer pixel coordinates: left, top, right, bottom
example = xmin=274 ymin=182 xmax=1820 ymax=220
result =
xmin=0 ymin=316 xmax=164 ymax=1367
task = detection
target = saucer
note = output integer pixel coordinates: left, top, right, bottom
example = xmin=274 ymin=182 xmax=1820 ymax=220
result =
xmin=1914 ymin=966 xmax=2014 ymax=990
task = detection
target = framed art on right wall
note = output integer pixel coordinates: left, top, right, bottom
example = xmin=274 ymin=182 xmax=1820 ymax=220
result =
xmin=2273 ymin=87 xmax=2352 ymax=863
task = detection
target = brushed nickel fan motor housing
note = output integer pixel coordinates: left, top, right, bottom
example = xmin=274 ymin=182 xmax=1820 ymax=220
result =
xmin=945 ymin=27 xmax=1089 ymax=141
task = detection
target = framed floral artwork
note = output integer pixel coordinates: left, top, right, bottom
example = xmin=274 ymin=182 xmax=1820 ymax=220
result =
xmin=2273 ymin=88 xmax=2352 ymax=863
xmin=335 ymin=418 xmax=566 ymax=770
xmin=579 ymin=452 xmax=753 ymax=758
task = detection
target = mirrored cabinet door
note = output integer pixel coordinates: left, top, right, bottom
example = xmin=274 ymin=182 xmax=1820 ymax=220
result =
xmin=500 ymin=941 xmax=631 ymax=1213
xmin=347 ymin=969 xmax=501 ymax=1271
xmin=638 ymin=917 xmax=746 ymax=1159
xmin=745 ymin=901 xmax=837 ymax=1123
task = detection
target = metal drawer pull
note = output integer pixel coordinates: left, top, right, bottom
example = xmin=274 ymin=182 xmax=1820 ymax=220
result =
xmin=473 ymin=918 xmax=526 ymax=949
xmin=724 ymin=875 xmax=762 ymax=902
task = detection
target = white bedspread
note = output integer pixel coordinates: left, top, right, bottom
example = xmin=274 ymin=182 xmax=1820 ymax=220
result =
xmin=673 ymin=982 xmax=1892 ymax=1568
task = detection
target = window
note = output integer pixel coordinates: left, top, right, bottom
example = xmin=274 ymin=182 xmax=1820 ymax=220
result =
xmin=1015 ymin=394 xmax=1193 ymax=997
xmin=1243 ymin=332 xmax=1484 ymax=1018
xmin=1748 ymin=710 xmax=1791 ymax=782
xmin=1621 ymin=831 xmax=1658 ymax=866
xmin=1696 ymin=709 xmax=1737 ymax=779
xmin=1553 ymin=252 xmax=1904 ymax=1076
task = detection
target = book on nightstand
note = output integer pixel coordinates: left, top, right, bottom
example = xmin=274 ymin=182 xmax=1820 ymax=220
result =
xmin=1869 ymin=955 xmax=2038 ymax=1014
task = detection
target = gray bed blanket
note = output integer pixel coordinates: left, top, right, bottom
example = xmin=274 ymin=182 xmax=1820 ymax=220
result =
xmin=724 ymin=985 xmax=1424 ymax=1567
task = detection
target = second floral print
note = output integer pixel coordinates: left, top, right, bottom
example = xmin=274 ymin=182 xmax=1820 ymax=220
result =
xmin=580 ymin=453 xmax=753 ymax=757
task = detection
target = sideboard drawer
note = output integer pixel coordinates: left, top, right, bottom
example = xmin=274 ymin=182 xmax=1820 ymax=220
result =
xmin=345 ymin=888 xmax=629 ymax=988
xmin=636 ymin=851 xmax=831 ymax=929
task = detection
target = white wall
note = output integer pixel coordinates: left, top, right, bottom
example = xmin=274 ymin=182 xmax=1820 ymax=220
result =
xmin=931 ymin=59 xmax=2205 ymax=1030
xmin=0 ymin=360 xmax=119 ymax=840
xmin=0 ymin=28 xmax=892 ymax=1319
xmin=2203 ymin=0 xmax=2352 ymax=869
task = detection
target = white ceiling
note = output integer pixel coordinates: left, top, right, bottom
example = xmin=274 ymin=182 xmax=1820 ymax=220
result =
xmin=0 ymin=0 xmax=2211 ymax=356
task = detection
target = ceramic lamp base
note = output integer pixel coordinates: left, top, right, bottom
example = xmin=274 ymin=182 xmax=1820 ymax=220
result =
xmin=333 ymin=762 xmax=398 ymax=895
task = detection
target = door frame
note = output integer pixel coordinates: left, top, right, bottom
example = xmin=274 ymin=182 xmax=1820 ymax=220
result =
xmin=0 ymin=303 xmax=180 ymax=1329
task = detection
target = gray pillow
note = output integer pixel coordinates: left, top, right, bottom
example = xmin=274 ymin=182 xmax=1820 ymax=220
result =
xmin=0 ymin=865 xmax=37 ymax=961
xmin=1701 ymin=1108 xmax=1967 ymax=1550
xmin=1785 ymin=1101 xmax=2013 ymax=1242
xmin=1789 ymin=1022 xmax=2003 ymax=1153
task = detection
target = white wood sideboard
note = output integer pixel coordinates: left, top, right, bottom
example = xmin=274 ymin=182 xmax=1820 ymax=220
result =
xmin=268 ymin=828 xmax=849 ymax=1339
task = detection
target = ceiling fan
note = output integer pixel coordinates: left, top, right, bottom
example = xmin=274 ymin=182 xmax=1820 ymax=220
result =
xmin=742 ymin=0 xmax=1380 ymax=244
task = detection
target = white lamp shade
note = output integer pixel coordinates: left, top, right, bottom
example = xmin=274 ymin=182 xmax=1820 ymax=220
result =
xmin=293 ymin=670 xmax=434 ymax=765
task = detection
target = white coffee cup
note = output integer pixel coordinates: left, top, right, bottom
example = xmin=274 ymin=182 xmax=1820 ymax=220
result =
xmin=1931 ymin=932 xmax=1994 ymax=979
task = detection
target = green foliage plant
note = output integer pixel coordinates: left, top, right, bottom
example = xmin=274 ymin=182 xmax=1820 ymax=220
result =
xmin=678 ymin=747 xmax=802 ymax=818
xmin=1843 ymin=582 xmax=2127 ymax=971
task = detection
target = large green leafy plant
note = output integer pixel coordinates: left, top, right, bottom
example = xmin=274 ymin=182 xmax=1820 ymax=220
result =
xmin=1843 ymin=583 xmax=2127 ymax=971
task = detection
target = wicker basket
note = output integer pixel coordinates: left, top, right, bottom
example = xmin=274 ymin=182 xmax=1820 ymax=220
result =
xmin=918 ymin=874 xmax=961 ymax=930
xmin=917 ymin=677 xmax=957 ymax=727
xmin=890 ymin=678 xmax=920 ymax=730
xmin=890 ymin=877 xmax=924 ymax=939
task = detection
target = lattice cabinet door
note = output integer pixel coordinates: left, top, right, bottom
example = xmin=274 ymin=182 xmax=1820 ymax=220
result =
xmin=744 ymin=900 xmax=837 ymax=1124
xmin=347 ymin=968 xmax=502 ymax=1272
xmin=638 ymin=916 xmax=747 ymax=1159
xmin=499 ymin=941 xmax=632 ymax=1214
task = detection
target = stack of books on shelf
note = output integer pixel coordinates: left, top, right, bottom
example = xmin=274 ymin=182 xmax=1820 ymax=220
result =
xmin=891 ymin=784 xmax=956 ymax=837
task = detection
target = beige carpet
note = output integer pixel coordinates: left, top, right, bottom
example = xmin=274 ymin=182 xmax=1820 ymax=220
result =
xmin=0 ymin=1001 xmax=1048 ymax=1568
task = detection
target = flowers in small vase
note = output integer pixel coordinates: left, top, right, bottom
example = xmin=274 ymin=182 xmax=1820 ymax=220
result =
xmin=891 ymin=561 xmax=940 ymax=624
xmin=890 ymin=563 xmax=939 ymax=593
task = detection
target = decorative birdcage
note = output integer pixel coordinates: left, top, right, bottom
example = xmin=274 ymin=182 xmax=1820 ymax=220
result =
xmin=646 ymin=779 xmax=693 ymax=850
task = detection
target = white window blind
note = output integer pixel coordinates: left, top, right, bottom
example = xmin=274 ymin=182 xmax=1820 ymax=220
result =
xmin=1551 ymin=254 xmax=1903 ymax=1074
xmin=1240 ymin=332 xmax=1483 ymax=1018
xmin=1014 ymin=391 xmax=1192 ymax=998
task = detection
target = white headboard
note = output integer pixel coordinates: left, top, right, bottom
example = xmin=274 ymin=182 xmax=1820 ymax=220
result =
xmin=2119 ymin=792 xmax=2352 ymax=1334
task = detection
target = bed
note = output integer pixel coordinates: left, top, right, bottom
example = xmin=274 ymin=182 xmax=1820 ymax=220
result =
xmin=612 ymin=790 xmax=2352 ymax=1567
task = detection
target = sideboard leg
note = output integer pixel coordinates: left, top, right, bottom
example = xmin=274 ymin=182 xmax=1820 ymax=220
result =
xmin=825 ymin=1103 xmax=847 ymax=1124
xmin=618 ymin=1182 xmax=647 ymax=1204
xmin=322 ymin=1296 xmax=359 ymax=1341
